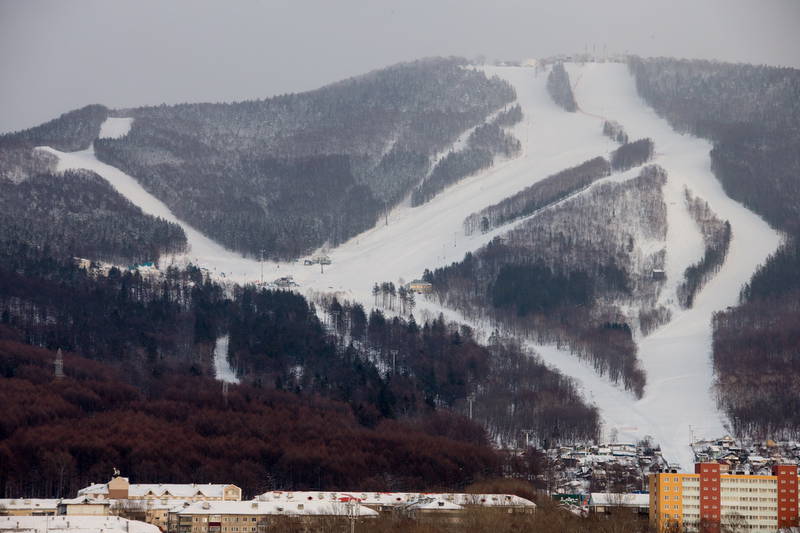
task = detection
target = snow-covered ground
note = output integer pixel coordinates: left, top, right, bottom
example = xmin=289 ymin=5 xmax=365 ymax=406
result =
xmin=0 ymin=516 xmax=158 ymax=533
xmin=213 ymin=335 xmax=239 ymax=384
xmin=566 ymin=62 xmax=782 ymax=467
xmin=37 ymin=62 xmax=782 ymax=470
xmin=98 ymin=117 xmax=133 ymax=139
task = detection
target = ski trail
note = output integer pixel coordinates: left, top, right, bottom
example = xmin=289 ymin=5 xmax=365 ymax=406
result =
xmin=36 ymin=144 xmax=263 ymax=280
xmin=565 ymin=62 xmax=783 ymax=468
xmin=213 ymin=334 xmax=239 ymax=384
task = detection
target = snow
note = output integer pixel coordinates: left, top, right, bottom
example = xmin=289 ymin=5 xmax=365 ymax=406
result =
xmin=0 ymin=499 xmax=60 ymax=510
xmin=98 ymin=117 xmax=133 ymax=139
xmin=35 ymin=143 xmax=258 ymax=280
xmin=38 ymin=63 xmax=782 ymax=472
xmin=565 ymin=62 xmax=782 ymax=469
xmin=77 ymin=481 xmax=234 ymax=499
xmin=256 ymin=491 xmax=534 ymax=508
xmin=213 ymin=335 xmax=239 ymax=384
xmin=0 ymin=516 xmax=158 ymax=533
xmin=176 ymin=500 xmax=378 ymax=517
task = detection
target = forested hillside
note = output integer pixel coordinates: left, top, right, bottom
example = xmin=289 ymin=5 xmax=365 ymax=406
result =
xmin=427 ymin=165 xmax=669 ymax=396
xmin=0 ymin=213 xmax=598 ymax=497
xmin=0 ymin=335 xmax=502 ymax=497
xmin=0 ymin=170 xmax=186 ymax=265
xmin=629 ymin=57 xmax=800 ymax=437
xmin=411 ymin=105 xmax=522 ymax=206
xmin=0 ymin=103 xmax=186 ymax=266
xmin=0 ymin=105 xmax=109 ymax=183
xmin=0 ymin=105 xmax=108 ymax=152
xmin=92 ymin=58 xmax=515 ymax=258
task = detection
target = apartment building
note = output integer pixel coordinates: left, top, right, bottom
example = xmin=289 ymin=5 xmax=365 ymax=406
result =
xmin=0 ymin=500 xmax=60 ymax=516
xmin=253 ymin=490 xmax=535 ymax=513
xmin=650 ymin=463 xmax=798 ymax=532
xmin=167 ymin=500 xmax=378 ymax=533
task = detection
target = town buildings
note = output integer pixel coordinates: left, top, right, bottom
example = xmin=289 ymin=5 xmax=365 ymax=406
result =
xmin=252 ymin=490 xmax=535 ymax=514
xmin=0 ymin=500 xmax=60 ymax=517
xmin=168 ymin=500 xmax=377 ymax=533
xmin=650 ymin=463 xmax=799 ymax=532
xmin=2 ymin=474 xmax=534 ymax=531
xmin=0 ymin=515 xmax=159 ymax=533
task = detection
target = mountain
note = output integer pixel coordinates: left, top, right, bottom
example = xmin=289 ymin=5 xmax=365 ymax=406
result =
xmin=91 ymin=57 xmax=516 ymax=259
xmin=1 ymin=56 xmax=798 ymax=472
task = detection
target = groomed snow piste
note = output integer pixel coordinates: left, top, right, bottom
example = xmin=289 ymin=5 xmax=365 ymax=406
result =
xmin=38 ymin=62 xmax=782 ymax=470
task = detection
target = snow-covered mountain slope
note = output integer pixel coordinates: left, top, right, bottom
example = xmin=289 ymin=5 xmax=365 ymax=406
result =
xmin=566 ymin=62 xmax=782 ymax=466
xmin=36 ymin=144 xmax=260 ymax=279
xmin=37 ymin=62 xmax=782 ymax=470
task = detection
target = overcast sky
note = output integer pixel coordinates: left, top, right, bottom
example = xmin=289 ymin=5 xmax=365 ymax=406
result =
xmin=1 ymin=0 xmax=798 ymax=134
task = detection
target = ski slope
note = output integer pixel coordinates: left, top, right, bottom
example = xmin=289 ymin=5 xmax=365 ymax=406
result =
xmin=37 ymin=62 xmax=782 ymax=470
xmin=566 ymin=62 xmax=782 ymax=467
xmin=213 ymin=335 xmax=239 ymax=384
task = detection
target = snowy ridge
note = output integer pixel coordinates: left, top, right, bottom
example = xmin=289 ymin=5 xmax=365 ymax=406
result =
xmin=36 ymin=63 xmax=782 ymax=470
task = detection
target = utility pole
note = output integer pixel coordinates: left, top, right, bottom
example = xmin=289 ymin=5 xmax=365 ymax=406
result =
xmin=259 ymin=249 xmax=266 ymax=284
xmin=521 ymin=429 xmax=535 ymax=449
xmin=467 ymin=393 xmax=476 ymax=420
xmin=346 ymin=500 xmax=359 ymax=533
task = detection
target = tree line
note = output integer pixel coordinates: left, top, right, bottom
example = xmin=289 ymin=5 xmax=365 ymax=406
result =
xmin=411 ymin=105 xmax=522 ymax=206
xmin=676 ymin=188 xmax=731 ymax=308
xmin=0 ymin=170 xmax=186 ymax=265
xmin=463 ymin=156 xmax=611 ymax=235
xmin=425 ymin=166 xmax=671 ymax=397
xmin=311 ymin=295 xmax=600 ymax=446
xmin=546 ymin=63 xmax=577 ymax=112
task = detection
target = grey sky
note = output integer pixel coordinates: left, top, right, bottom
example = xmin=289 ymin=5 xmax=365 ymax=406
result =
xmin=1 ymin=0 xmax=798 ymax=134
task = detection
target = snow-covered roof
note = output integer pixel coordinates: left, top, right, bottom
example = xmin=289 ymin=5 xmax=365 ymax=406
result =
xmin=0 ymin=516 xmax=158 ymax=533
xmin=76 ymin=484 xmax=108 ymax=496
xmin=58 ymin=498 xmax=110 ymax=506
xmin=404 ymin=498 xmax=463 ymax=511
xmin=0 ymin=499 xmax=60 ymax=510
xmin=77 ymin=483 xmax=236 ymax=499
xmin=175 ymin=500 xmax=377 ymax=517
xmin=254 ymin=491 xmax=535 ymax=508
xmin=589 ymin=493 xmax=649 ymax=507
xmin=129 ymin=484 xmax=233 ymax=498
